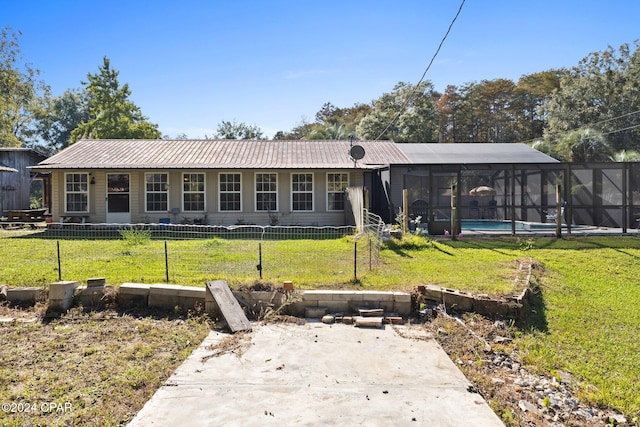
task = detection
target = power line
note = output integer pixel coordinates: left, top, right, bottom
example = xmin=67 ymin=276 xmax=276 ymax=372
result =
xmin=602 ymin=123 xmax=640 ymax=135
xmin=374 ymin=0 xmax=466 ymax=141
xmin=521 ymin=109 xmax=640 ymax=145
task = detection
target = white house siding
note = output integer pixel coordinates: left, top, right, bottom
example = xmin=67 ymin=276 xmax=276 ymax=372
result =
xmin=50 ymin=169 xmax=363 ymax=226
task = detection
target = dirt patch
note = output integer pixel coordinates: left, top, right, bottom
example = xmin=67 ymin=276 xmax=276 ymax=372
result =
xmin=0 ymin=303 xmax=212 ymax=427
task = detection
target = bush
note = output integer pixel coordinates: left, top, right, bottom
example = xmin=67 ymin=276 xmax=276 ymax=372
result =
xmin=119 ymin=227 xmax=152 ymax=245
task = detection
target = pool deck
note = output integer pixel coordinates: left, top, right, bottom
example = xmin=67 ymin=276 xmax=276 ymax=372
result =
xmin=457 ymin=225 xmax=639 ymax=237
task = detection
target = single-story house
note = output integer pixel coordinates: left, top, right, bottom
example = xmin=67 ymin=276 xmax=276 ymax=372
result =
xmin=0 ymin=148 xmax=48 ymax=216
xmin=32 ymin=139 xmax=409 ymax=226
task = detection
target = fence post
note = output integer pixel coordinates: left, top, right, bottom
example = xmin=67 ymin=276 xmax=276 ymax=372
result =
xmin=353 ymin=241 xmax=357 ymax=281
xmin=257 ymin=242 xmax=263 ymax=279
xmin=164 ymin=241 xmax=169 ymax=283
xmin=57 ymin=240 xmax=62 ymax=281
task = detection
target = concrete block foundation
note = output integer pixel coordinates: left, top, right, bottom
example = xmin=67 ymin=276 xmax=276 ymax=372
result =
xmin=48 ymin=281 xmax=79 ymax=311
xmin=6 ymin=287 xmax=42 ymax=305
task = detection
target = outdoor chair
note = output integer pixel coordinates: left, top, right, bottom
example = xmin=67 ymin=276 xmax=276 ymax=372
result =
xmin=484 ymin=200 xmax=497 ymax=219
xmin=469 ymin=200 xmax=480 ymax=218
xmin=410 ymin=199 xmax=429 ymax=219
xmin=545 ymin=206 xmax=565 ymax=223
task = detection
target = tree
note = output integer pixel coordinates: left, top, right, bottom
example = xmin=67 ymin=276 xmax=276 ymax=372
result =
xmin=70 ymin=57 xmax=161 ymax=142
xmin=35 ymin=89 xmax=89 ymax=152
xmin=273 ymin=116 xmax=315 ymax=140
xmin=215 ymin=119 xmax=263 ymax=140
xmin=513 ymin=71 xmax=561 ymax=141
xmin=556 ymin=129 xmax=613 ymax=162
xmin=436 ymin=85 xmax=463 ymax=142
xmin=0 ymin=26 xmax=48 ymax=147
xmin=544 ymin=42 xmax=640 ymax=151
xmin=356 ymin=81 xmax=439 ymax=142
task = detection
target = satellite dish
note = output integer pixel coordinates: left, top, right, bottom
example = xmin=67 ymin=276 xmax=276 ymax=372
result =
xmin=349 ymin=144 xmax=365 ymax=160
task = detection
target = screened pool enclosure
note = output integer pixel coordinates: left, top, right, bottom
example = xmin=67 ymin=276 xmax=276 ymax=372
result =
xmin=372 ymin=162 xmax=640 ymax=235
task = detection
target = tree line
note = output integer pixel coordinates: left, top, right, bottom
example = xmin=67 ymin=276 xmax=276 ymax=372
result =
xmin=2 ymin=25 xmax=639 ymax=161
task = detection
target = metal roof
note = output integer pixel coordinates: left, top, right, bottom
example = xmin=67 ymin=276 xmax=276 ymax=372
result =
xmin=33 ymin=140 xmax=559 ymax=171
xmin=397 ymin=143 xmax=559 ymax=164
xmin=33 ymin=139 xmax=410 ymax=170
xmin=0 ymin=164 xmax=19 ymax=173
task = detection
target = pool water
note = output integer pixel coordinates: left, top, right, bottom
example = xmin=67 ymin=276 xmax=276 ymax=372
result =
xmin=461 ymin=220 xmax=571 ymax=231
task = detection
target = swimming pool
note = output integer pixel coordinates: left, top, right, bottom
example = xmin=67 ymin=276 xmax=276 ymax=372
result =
xmin=461 ymin=220 xmax=574 ymax=231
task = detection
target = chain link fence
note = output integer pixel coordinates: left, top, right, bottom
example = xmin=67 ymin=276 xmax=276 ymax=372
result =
xmin=1 ymin=219 xmax=385 ymax=287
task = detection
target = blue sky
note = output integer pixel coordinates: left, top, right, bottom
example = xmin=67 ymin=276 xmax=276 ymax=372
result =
xmin=5 ymin=1 xmax=640 ymax=139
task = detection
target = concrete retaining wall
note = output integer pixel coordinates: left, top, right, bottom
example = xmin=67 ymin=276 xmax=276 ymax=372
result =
xmin=3 ymin=258 xmax=535 ymax=320
xmin=118 ymin=284 xmax=412 ymax=316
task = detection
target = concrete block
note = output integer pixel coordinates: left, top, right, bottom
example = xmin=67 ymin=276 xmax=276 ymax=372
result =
xmin=317 ymin=300 xmax=349 ymax=313
xmin=392 ymin=292 xmax=412 ymax=303
xmin=6 ymin=287 xmax=41 ymax=305
xmin=178 ymin=287 xmax=205 ymax=309
xmin=378 ymin=301 xmax=395 ymax=312
xmin=362 ymin=291 xmax=394 ymax=302
xmin=49 ymin=281 xmax=78 ymax=311
xmin=148 ymin=284 xmax=182 ymax=308
xmin=87 ymin=277 xmax=106 ymax=287
xmin=118 ymin=283 xmax=150 ymax=306
xmin=177 ymin=286 xmax=206 ymax=299
xmin=305 ymin=306 xmax=327 ymax=318
xmin=473 ymin=297 xmax=521 ymax=317
xmin=284 ymin=301 xmax=306 ymax=317
xmin=330 ymin=291 xmax=363 ymax=301
xmin=301 ymin=290 xmax=334 ymax=301
xmin=442 ymin=288 xmax=474 ymax=312
xmin=393 ymin=301 xmax=412 ymax=316
xmin=49 ymin=281 xmax=78 ymax=300
xmin=119 ymin=283 xmax=151 ymax=296
xmin=422 ymin=284 xmax=443 ymax=301
xmin=76 ymin=285 xmax=106 ymax=307
xmin=150 ymin=283 xmax=184 ymax=294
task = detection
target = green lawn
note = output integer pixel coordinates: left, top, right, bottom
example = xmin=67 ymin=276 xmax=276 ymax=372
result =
xmin=1 ymin=231 xmax=639 ymax=418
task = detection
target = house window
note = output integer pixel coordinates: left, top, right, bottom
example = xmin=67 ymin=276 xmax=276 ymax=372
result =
xmin=65 ymin=173 xmax=89 ymax=212
xmin=183 ymin=173 xmax=205 ymax=211
xmin=327 ymin=172 xmax=349 ymax=211
xmin=219 ymin=173 xmax=241 ymax=211
xmin=292 ymin=173 xmax=313 ymax=211
xmin=145 ymin=173 xmax=168 ymax=212
xmin=255 ymin=173 xmax=277 ymax=211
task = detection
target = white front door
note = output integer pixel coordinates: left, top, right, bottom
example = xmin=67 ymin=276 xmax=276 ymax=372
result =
xmin=106 ymin=173 xmax=131 ymax=223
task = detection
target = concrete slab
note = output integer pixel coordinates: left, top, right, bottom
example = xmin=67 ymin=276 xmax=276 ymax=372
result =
xmin=128 ymin=323 xmax=503 ymax=427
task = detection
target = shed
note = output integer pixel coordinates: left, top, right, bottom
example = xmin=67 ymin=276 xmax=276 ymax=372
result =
xmin=0 ymin=148 xmax=47 ymax=216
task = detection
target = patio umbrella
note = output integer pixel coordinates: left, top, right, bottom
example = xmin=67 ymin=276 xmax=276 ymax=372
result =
xmin=469 ymin=185 xmax=496 ymax=197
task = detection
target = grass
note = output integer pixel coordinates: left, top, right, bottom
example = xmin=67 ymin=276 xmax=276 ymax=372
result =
xmin=1 ymin=231 xmax=640 ymax=420
xmin=0 ymin=231 xmax=525 ymax=295
xmin=512 ymin=236 xmax=640 ymax=419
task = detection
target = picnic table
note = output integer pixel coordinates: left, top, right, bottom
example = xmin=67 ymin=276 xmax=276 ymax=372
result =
xmin=6 ymin=209 xmax=47 ymax=222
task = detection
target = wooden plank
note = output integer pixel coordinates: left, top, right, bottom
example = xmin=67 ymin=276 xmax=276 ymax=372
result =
xmin=206 ymin=280 xmax=252 ymax=332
